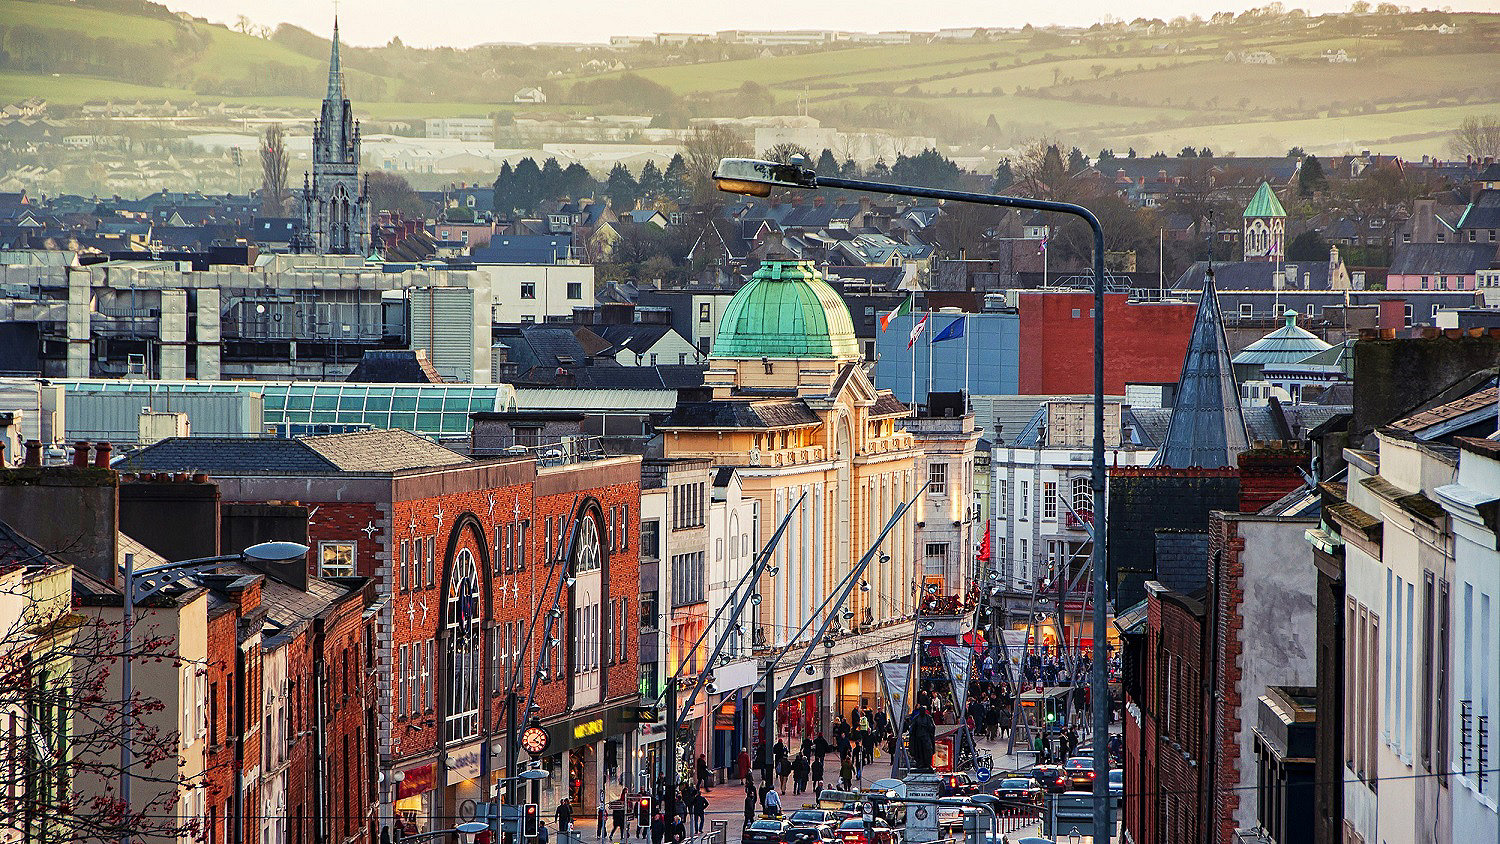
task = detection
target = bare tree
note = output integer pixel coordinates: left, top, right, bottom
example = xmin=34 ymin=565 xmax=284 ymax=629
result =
xmin=761 ymin=142 xmax=812 ymax=164
xmin=682 ymin=124 xmax=752 ymax=203
xmin=260 ymin=123 xmax=291 ymax=216
xmin=0 ymin=564 xmax=194 ymax=843
xmin=1450 ymin=114 xmax=1500 ymax=161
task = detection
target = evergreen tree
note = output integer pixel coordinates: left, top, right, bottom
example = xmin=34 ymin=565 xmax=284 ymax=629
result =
xmin=869 ymin=158 xmax=892 ymax=181
xmin=492 ymin=161 xmax=514 ymax=215
xmin=1298 ymin=155 xmax=1328 ymax=197
xmin=638 ymin=159 xmax=664 ymax=203
xmin=993 ymin=158 xmax=1015 ymax=191
xmin=817 ymin=148 xmax=839 ymax=175
xmin=606 ymin=163 xmax=639 ymax=211
xmin=511 ymin=157 xmax=542 ymax=215
xmin=839 ymin=158 xmax=861 ymax=178
xmin=891 ymin=148 xmax=963 ymax=190
xmin=540 ymin=157 xmax=564 ymax=202
xmin=663 ymin=153 xmax=689 ymax=204
xmin=1067 ymin=147 xmax=1089 ymax=174
xmin=562 ymin=162 xmax=596 ymax=200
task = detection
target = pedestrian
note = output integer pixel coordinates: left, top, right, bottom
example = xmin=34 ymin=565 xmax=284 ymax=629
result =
xmin=540 ymin=821 xmax=551 ymax=844
xmin=744 ymin=780 xmax=758 ymax=827
xmin=696 ymin=754 xmax=713 ymax=792
xmin=839 ymin=754 xmax=854 ymax=791
xmin=557 ymin=799 xmax=574 ymax=835
xmin=776 ymin=753 xmax=791 ymax=793
xmin=792 ymin=752 xmax=809 ymax=794
xmin=611 ymin=800 xmax=627 ymax=842
xmin=764 ymin=783 xmax=783 ymax=817
xmin=811 ymin=753 xmax=824 ymax=788
xmin=737 ymin=748 xmax=752 ymax=781
xmin=692 ymin=790 xmax=708 ymax=833
xmin=598 ymin=800 xmax=608 ymax=841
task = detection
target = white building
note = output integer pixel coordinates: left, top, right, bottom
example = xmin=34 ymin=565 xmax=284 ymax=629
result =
xmin=424 ymin=118 xmax=493 ymax=142
xmin=479 ymin=262 xmax=595 ymax=324
xmin=1336 ymin=426 xmax=1456 ymax=844
xmin=1434 ymin=438 xmax=1500 ymax=842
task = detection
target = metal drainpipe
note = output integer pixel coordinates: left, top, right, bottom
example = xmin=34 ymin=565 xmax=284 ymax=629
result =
xmin=315 ymin=653 xmax=329 ymax=844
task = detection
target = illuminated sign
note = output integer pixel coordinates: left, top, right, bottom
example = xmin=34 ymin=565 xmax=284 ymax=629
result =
xmin=573 ymin=718 xmax=604 ymax=741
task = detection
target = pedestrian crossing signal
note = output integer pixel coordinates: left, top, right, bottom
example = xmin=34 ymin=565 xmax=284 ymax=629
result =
xmin=523 ymin=803 xmax=539 ymax=837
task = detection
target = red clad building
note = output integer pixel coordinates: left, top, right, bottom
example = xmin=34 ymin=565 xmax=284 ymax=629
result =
xmin=121 ymin=430 xmax=643 ymax=841
xmin=1016 ymin=292 xmax=1199 ymax=395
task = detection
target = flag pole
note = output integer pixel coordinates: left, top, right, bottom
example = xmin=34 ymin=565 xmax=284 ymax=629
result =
xmin=964 ymin=315 xmax=970 ymax=400
xmin=925 ymin=301 xmax=933 ymax=410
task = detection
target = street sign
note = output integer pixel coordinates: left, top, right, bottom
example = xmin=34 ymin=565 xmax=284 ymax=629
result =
xmin=975 ymin=766 xmax=992 ymax=783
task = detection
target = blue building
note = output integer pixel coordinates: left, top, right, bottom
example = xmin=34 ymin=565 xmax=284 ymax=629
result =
xmin=873 ymin=310 xmax=1020 ymax=404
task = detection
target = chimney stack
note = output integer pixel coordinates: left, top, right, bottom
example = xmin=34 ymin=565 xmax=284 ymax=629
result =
xmin=72 ymin=441 xmax=90 ymax=467
xmin=23 ymin=440 xmax=41 ymax=467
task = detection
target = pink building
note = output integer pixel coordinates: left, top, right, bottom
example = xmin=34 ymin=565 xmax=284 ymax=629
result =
xmin=1384 ymin=242 xmax=1495 ymax=290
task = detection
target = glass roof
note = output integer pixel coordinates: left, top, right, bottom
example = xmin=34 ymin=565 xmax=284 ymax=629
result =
xmin=64 ymin=380 xmax=516 ymax=438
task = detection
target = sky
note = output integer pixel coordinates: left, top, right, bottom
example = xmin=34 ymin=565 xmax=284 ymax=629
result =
xmin=169 ymin=0 xmax=1500 ymax=48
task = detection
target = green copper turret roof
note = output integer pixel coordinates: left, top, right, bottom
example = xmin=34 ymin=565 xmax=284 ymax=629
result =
xmin=712 ymin=260 xmax=861 ymax=360
xmin=1243 ymin=182 xmax=1286 ymax=218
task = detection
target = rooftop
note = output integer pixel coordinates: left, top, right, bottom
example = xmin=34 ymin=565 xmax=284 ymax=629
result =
xmin=711 ymin=260 xmax=860 ymax=360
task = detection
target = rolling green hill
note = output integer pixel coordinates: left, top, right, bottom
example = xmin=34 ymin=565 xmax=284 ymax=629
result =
xmin=1 ymin=0 xmax=1497 ymax=157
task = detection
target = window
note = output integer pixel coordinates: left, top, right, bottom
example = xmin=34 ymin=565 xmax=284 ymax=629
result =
xmin=641 ymin=520 xmax=661 ymax=560
xmin=1240 ymin=303 xmax=1254 ymax=318
xmin=700 ymin=303 xmax=712 ymax=322
xmin=444 ymin=548 xmax=481 ymax=742
xmin=924 ymin=542 xmax=949 ymax=558
xmin=863 ymin=306 xmax=876 ymax=325
xmin=400 ymin=539 xmax=411 ymax=589
xmin=670 ymin=551 xmax=706 ymax=606
xmin=426 ymin=537 xmax=436 ymax=587
xmin=997 ymin=479 xmax=1007 ymax=515
xmin=1043 ymin=482 xmax=1057 ymax=520
xmin=640 ymin=591 xmax=659 ymax=632
xmin=1020 ymin=481 xmax=1030 ymax=517
xmin=1423 ymin=573 xmax=1435 ymax=767
xmin=319 ymin=542 xmax=354 ymax=578
xmin=573 ymin=512 xmax=602 ymax=574
xmin=928 ymin=462 xmax=948 ymax=495
xmin=520 ymin=282 xmax=537 ymax=299
xmin=1438 ymin=578 xmax=1451 ymax=780
xmin=567 ymin=282 xmax=583 ymax=300
xmin=699 ymin=336 xmax=711 ymax=354
xmin=1072 ymin=477 xmax=1092 ymax=514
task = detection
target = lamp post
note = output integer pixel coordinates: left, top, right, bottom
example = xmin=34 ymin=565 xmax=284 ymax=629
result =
xmin=714 ymin=156 xmax=1112 ymax=844
xmin=399 ymin=821 xmax=491 ymax=843
xmin=118 ymin=540 xmax=310 ymax=844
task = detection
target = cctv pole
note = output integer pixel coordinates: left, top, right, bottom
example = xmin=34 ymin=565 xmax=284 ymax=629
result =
xmin=665 ymin=677 xmax=678 ymax=833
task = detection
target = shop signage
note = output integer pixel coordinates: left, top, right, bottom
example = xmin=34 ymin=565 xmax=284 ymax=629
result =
xmin=715 ymin=659 xmax=758 ymax=691
xmin=447 ymin=743 xmax=483 ymax=786
xmin=543 ymin=704 xmax=645 ymax=753
xmin=713 ymin=700 xmax=737 ymax=731
xmin=620 ymin=706 xmax=658 ymax=724
xmin=573 ymin=718 xmax=605 ymax=741
xmin=397 ymin=762 xmax=436 ymax=799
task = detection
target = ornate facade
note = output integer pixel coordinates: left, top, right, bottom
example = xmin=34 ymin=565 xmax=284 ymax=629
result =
xmin=302 ymin=19 xmax=370 ymax=255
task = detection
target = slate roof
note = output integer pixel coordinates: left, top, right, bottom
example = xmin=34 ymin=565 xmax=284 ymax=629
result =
xmin=0 ymin=519 xmax=55 ymax=571
xmin=659 ymin=399 xmax=820 ymax=429
xmin=1388 ymin=243 xmax=1496 ymax=276
xmin=1457 ymin=189 xmax=1500 ymax=231
xmin=1173 ymin=260 xmax=1333 ymax=291
xmin=871 ymin=393 xmax=909 ymax=418
xmin=1387 ymin=386 xmax=1498 ymax=441
xmin=345 ymin=349 xmax=445 ymax=383
xmin=471 ymin=235 xmax=571 ymax=264
xmin=118 ymin=429 xmax=469 ymax=474
xmin=1152 ymin=276 xmax=1250 ymax=468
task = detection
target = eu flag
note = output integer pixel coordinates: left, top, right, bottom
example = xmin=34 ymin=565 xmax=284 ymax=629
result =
xmin=932 ymin=316 xmax=966 ymax=343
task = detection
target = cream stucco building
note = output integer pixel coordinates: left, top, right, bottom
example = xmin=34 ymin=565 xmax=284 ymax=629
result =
xmin=659 ymin=260 xmax=920 ymax=736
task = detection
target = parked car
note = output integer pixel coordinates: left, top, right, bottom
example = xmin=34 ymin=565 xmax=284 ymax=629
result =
xmin=1027 ymin=764 xmax=1070 ymax=794
xmin=787 ymin=810 xmax=856 ymax=828
xmin=938 ymin=772 xmax=980 ymax=797
xmin=1108 ymin=769 xmax=1124 ymax=801
xmin=995 ymin=777 xmax=1043 ymax=805
xmin=1064 ymin=756 xmax=1097 ymax=791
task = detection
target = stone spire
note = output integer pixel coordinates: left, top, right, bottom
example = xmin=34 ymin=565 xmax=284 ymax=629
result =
xmin=301 ymin=12 xmax=368 ymax=254
xmin=1152 ymin=272 xmax=1250 ymax=468
xmin=326 ymin=16 xmax=344 ymax=103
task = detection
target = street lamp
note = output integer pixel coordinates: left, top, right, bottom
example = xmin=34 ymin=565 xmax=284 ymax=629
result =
xmin=400 ymin=821 xmax=490 ymax=843
xmin=119 ymin=540 xmax=309 ymax=844
xmin=715 ymin=156 xmax=1112 ymax=844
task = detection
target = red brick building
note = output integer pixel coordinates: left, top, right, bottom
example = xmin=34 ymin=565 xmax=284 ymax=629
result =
xmin=1016 ymin=292 xmax=1199 ymax=395
xmin=1121 ymin=579 xmax=1208 ymax=844
xmin=121 ymin=430 xmax=644 ymax=840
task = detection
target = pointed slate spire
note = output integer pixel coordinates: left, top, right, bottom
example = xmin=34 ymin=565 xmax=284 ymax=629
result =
xmin=1152 ymin=272 xmax=1250 ymax=469
xmin=326 ymin=16 xmax=344 ymax=103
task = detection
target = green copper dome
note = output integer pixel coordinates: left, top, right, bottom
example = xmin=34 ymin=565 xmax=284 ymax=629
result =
xmin=1243 ymin=181 xmax=1286 ymax=218
xmin=712 ymin=260 xmax=861 ymax=360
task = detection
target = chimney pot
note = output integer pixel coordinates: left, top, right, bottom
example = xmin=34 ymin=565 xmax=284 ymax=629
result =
xmin=193 ymin=472 xmax=209 ymax=483
xmin=93 ymin=442 xmax=112 ymax=468
xmin=23 ymin=440 xmax=41 ymax=467
xmin=72 ymin=441 xmax=90 ymax=467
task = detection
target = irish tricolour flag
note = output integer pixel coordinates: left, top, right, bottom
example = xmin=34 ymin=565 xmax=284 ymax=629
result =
xmin=880 ymin=295 xmax=912 ymax=332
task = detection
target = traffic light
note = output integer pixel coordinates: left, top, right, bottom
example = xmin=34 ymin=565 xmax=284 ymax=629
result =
xmin=1045 ymin=709 xmax=1057 ymax=724
xmin=637 ymin=796 xmax=653 ymax=822
xmin=523 ymin=803 xmax=539 ymax=838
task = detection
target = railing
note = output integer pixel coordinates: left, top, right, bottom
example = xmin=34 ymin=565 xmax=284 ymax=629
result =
xmin=1064 ymin=509 xmax=1094 ymax=531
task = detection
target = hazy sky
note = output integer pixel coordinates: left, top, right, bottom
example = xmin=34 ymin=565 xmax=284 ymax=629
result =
xmin=171 ymin=0 xmax=1500 ymax=47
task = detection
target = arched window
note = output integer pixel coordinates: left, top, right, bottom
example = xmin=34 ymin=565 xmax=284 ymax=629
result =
xmin=573 ymin=512 xmax=601 ymax=574
xmin=445 ymin=548 xmax=480 ymax=743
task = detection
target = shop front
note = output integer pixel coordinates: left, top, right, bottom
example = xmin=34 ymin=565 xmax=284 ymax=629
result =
xmin=394 ymin=761 xmax=437 ymax=837
xmin=537 ymin=704 xmax=650 ymax=818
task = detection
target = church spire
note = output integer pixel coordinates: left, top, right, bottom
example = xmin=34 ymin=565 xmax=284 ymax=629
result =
xmin=1151 ymin=272 xmax=1250 ymax=469
xmin=326 ymin=16 xmax=344 ymax=103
